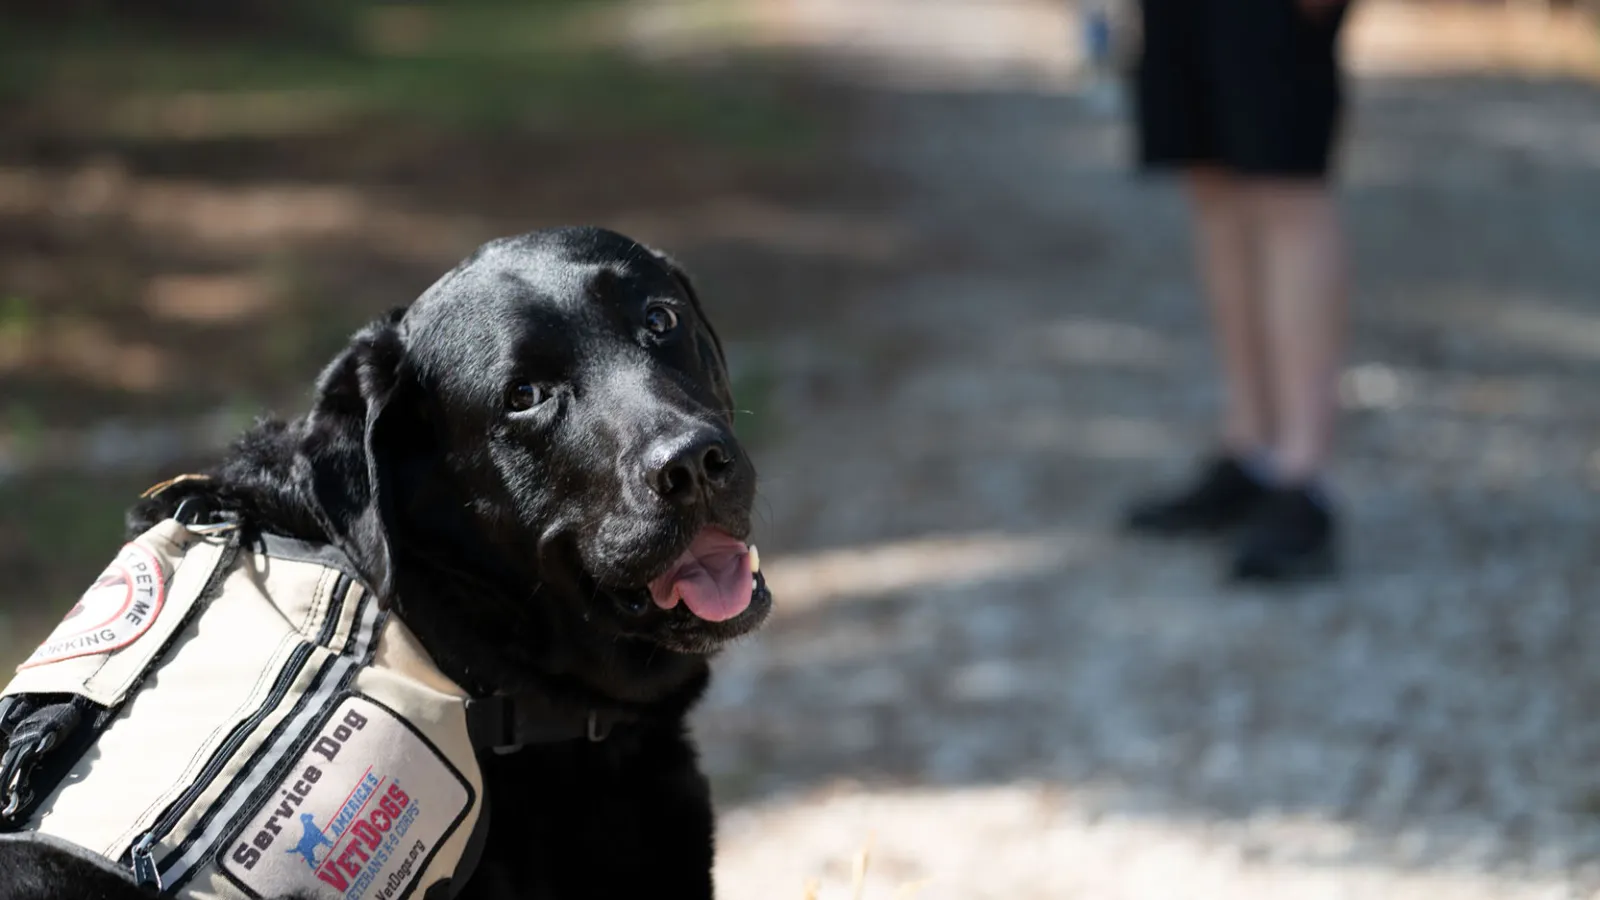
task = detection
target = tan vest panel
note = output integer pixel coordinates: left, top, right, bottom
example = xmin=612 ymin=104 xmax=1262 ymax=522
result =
xmin=1 ymin=521 xmax=485 ymax=900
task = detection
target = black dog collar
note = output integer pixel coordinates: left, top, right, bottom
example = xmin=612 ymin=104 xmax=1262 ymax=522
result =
xmin=464 ymin=694 xmax=638 ymax=753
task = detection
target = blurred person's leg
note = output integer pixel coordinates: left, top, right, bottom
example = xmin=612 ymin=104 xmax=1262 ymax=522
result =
xmin=1191 ymin=168 xmax=1273 ymax=458
xmin=1122 ymin=0 xmax=1352 ymax=583
xmin=1216 ymin=0 xmax=1351 ymax=581
xmin=1215 ymin=177 xmax=1347 ymax=581
xmin=1121 ymin=0 xmax=1275 ymax=537
xmin=1123 ymin=168 xmax=1276 ymax=536
xmin=1251 ymin=179 xmax=1347 ymax=482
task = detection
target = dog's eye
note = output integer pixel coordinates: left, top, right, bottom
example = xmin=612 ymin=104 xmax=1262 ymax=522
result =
xmin=507 ymin=383 xmax=550 ymax=412
xmin=644 ymin=304 xmax=679 ymax=335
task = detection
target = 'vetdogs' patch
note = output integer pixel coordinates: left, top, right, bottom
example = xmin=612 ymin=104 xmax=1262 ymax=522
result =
xmin=20 ymin=542 xmax=166 ymax=669
xmin=220 ymin=695 xmax=472 ymax=900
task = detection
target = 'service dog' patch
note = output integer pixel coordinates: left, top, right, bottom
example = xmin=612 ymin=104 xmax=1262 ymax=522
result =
xmin=20 ymin=542 xmax=166 ymax=670
xmin=221 ymin=696 xmax=471 ymax=900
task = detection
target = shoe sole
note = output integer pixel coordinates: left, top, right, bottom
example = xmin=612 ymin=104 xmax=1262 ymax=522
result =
xmin=1227 ymin=545 xmax=1339 ymax=584
xmin=1121 ymin=514 xmax=1259 ymax=540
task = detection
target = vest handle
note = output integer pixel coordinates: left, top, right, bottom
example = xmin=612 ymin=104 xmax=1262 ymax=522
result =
xmin=0 ymin=698 xmax=87 ymax=825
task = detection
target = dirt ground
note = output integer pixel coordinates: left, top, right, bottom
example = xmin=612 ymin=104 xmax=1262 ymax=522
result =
xmin=5 ymin=1 xmax=1600 ymax=897
xmin=671 ymin=2 xmax=1600 ymax=898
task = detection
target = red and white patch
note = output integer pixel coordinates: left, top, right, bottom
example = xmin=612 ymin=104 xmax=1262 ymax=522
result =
xmin=19 ymin=542 xmax=166 ymax=670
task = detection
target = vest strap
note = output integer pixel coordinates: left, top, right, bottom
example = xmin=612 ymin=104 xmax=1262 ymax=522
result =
xmin=0 ymin=697 xmax=90 ymax=824
xmin=464 ymin=694 xmax=639 ymax=753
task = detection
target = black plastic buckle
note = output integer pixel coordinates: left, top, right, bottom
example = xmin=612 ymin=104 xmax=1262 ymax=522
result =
xmin=464 ymin=696 xmax=615 ymax=753
xmin=464 ymin=696 xmax=516 ymax=753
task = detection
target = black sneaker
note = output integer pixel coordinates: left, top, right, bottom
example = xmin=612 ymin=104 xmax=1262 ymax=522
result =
xmin=1228 ymin=487 xmax=1338 ymax=582
xmin=1122 ymin=456 xmax=1271 ymax=537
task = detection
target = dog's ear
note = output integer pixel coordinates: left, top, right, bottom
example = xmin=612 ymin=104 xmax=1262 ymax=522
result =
xmin=301 ymin=308 xmax=416 ymax=603
xmin=649 ymin=248 xmax=726 ymax=369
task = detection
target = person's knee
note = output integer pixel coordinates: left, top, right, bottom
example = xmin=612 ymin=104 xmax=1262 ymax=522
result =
xmin=1246 ymin=178 xmax=1335 ymax=222
xmin=1185 ymin=167 xmax=1240 ymax=209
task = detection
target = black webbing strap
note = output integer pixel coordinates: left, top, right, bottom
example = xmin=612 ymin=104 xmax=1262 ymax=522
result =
xmin=0 ymin=695 xmax=97 ymax=826
xmin=464 ymin=694 xmax=639 ymax=753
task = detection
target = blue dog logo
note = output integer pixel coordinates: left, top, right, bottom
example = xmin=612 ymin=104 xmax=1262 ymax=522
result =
xmin=288 ymin=812 xmax=333 ymax=868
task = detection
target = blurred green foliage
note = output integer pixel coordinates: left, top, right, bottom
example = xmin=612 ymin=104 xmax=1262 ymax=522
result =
xmin=0 ymin=0 xmax=795 ymax=147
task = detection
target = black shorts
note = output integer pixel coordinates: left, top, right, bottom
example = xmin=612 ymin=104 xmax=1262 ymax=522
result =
xmin=1134 ymin=0 xmax=1350 ymax=178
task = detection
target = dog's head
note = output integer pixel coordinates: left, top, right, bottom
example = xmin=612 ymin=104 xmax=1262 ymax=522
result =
xmin=304 ymin=228 xmax=770 ymax=677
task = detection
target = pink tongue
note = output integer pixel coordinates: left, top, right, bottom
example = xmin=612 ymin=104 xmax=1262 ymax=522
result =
xmin=648 ymin=528 xmax=753 ymax=623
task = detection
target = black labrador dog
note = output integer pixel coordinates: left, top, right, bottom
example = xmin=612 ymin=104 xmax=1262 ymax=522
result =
xmin=0 ymin=227 xmax=771 ymax=900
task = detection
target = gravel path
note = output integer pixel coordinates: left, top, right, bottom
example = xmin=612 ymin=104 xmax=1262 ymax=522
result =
xmin=680 ymin=3 xmax=1600 ymax=897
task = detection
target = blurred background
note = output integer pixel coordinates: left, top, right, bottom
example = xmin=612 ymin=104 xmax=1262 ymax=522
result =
xmin=4 ymin=0 xmax=1600 ymax=896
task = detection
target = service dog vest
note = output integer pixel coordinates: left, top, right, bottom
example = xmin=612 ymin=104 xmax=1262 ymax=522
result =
xmin=0 ymin=519 xmax=490 ymax=900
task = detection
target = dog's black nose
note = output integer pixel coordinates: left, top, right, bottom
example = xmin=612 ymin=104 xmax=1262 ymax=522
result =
xmin=649 ymin=432 xmax=734 ymax=503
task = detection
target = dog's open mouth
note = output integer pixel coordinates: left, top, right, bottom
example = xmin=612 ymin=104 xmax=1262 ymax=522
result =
xmin=590 ymin=524 xmax=771 ymax=651
xmin=647 ymin=527 xmax=759 ymax=623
